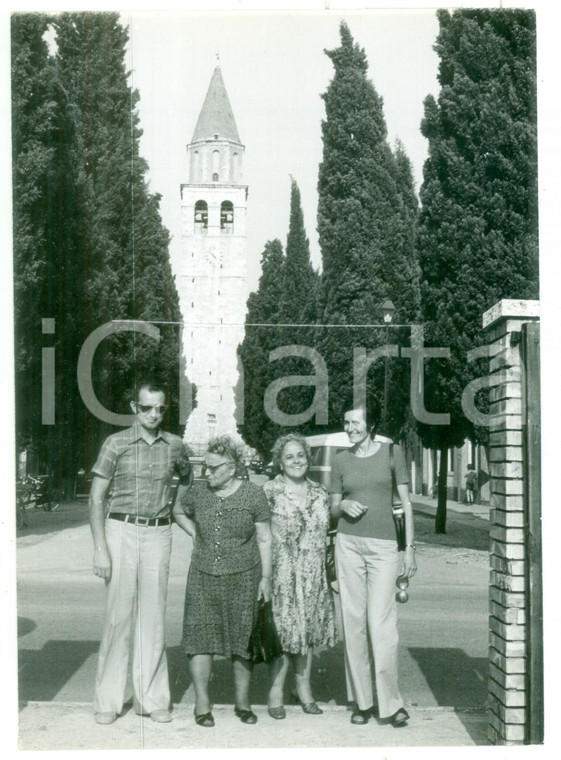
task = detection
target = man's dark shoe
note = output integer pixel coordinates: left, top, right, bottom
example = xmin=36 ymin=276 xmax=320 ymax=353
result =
xmin=389 ymin=708 xmax=410 ymax=727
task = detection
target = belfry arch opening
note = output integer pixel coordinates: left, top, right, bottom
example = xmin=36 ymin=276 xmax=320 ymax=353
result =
xmin=220 ymin=200 xmax=234 ymax=231
xmin=194 ymin=200 xmax=208 ymax=230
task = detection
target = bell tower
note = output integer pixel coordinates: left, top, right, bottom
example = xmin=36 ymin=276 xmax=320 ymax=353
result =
xmin=177 ymin=65 xmax=248 ymax=454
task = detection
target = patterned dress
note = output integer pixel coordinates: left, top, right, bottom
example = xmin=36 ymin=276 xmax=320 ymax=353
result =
xmin=264 ymin=476 xmax=335 ymax=655
xmin=180 ymin=480 xmax=270 ymax=660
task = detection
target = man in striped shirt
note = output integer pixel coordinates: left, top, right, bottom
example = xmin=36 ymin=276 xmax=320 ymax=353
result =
xmin=89 ymin=379 xmax=192 ymax=726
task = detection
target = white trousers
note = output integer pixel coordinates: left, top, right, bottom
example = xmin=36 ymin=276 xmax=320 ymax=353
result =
xmin=94 ymin=518 xmax=172 ymax=715
xmin=335 ymin=532 xmax=403 ymax=718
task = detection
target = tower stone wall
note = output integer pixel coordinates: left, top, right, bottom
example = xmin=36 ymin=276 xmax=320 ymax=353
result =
xmin=176 ymin=66 xmax=248 ymax=454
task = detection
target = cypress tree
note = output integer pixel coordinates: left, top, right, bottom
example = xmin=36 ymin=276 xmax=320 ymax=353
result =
xmin=53 ymin=11 xmax=183 ymax=450
xmin=316 ymin=21 xmax=420 ymax=438
xmin=416 ymin=8 xmax=538 ymax=531
xmin=237 ymin=239 xmax=285 ymax=459
xmin=279 ymin=178 xmax=319 ymax=325
xmin=13 ymin=12 xmax=185 ymax=490
xmin=276 ymin=178 xmax=321 ymax=426
xmin=12 ymin=12 xmax=78 ymax=479
xmin=238 ymin=182 xmax=322 ymax=460
xmin=12 ymin=13 xmax=52 ymax=440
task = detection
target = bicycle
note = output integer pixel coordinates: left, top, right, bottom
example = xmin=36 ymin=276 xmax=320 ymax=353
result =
xmin=16 ymin=479 xmax=30 ymax=528
xmin=17 ymin=474 xmax=62 ymax=517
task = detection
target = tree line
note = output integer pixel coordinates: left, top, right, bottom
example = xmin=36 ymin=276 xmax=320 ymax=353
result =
xmin=237 ymin=12 xmax=538 ymax=531
xmin=12 ymin=10 xmax=538 ymax=526
xmin=12 ymin=12 xmax=184 ymax=495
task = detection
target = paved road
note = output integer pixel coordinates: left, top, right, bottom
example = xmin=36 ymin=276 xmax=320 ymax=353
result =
xmin=16 ymin=499 xmax=489 ymax=716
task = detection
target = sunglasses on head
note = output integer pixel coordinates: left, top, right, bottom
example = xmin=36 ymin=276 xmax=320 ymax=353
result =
xmin=136 ymin=403 xmax=168 ymax=415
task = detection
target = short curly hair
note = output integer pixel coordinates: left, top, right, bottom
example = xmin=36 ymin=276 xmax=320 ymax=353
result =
xmin=271 ymin=433 xmax=311 ymax=474
xmin=207 ymin=435 xmax=246 ymax=477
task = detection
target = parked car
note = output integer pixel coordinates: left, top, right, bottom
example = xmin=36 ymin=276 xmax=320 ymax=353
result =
xmin=190 ymin=456 xmax=206 ymax=482
xmin=249 ymin=457 xmax=264 ymax=474
xmin=305 ymin=432 xmax=352 ymax=489
xmin=76 ymin=468 xmax=93 ymax=498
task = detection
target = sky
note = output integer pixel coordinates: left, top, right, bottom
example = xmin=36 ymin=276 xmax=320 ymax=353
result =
xmin=125 ymin=9 xmax=440 ymax=290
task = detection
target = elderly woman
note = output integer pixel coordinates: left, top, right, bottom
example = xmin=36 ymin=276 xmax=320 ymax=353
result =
xmin=263 ymin=433 xmax=335 ymax=720
xmin=330 ymin=403 xmax=416 ymax=727
xmin=173 ymin=435 xmax=272 ymax=727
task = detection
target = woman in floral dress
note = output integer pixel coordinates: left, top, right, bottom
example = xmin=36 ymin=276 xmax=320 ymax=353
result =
xmin=263 ymin=433 xmax=335 ymax=719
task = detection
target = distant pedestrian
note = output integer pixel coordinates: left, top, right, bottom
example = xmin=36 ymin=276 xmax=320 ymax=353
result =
xmin=89 ymin=378 xmax=192 ymax=726
xmin=330 ymin=401 xmax=416 ymax=728
xmin=264 ymin=433 xmax=336 ymax=720
xmin=430 ymin=477 xmax=439 ymax=499
xmin=173 ymin=435 xmax=272 ymax=728
xmin=465 ymin=464 xmax=477 ymax=504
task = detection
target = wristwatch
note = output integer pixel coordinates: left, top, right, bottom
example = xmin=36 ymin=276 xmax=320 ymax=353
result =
xmin=406 ymin=544 xmax=416 ymax=550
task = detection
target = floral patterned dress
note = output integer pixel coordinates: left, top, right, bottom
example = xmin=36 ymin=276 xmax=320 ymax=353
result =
xmin=264 ymin=475 xmax=335 ymax=655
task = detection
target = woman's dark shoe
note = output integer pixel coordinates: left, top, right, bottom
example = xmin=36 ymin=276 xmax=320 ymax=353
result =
xmin=389 ymin=708 xmax=410 ymax=727
xmin=267 ymin=705 xmax=286 ymax=720
xmin=234 ymin=706 xmax=258 ymax=724
xmin=351 ymin=707 xmax=372 ymax=725
xmin=301 ymin=701 xmax=323 ymax=715
xmin=194 ymin=711 xmax=215 ymax=728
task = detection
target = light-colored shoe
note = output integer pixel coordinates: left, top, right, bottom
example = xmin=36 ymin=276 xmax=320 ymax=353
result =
xmin=267 ymin=705 xmax=286 ymax=720
xmin=150 ymin=710 xmax=172 ymax=723
xmin=95 ymin=712 xmax=117 ymax=725
xmin=301 ymin=701 xmax=323 ymax=715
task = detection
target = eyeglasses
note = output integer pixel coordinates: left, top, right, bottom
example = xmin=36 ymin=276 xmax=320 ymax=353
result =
xmin=136 ymin=404 xmax=168 ymax=415
xmin=395 ymin=575 xmax=409 ymax=604
xmin=203 ymin=461 xmax=233 ymax=475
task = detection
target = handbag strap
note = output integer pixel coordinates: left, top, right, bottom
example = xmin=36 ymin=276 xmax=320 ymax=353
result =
xmin=389 ymin=443 xmax=399 ymax=507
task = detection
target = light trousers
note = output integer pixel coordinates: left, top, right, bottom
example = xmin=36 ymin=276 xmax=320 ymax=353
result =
xmin=335 ymin=532 xmax=403 ymax=718
xmin=94 ymin=518 xmax=172 ymax=715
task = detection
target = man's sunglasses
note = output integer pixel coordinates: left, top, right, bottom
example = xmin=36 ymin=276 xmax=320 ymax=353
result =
xmin=136 ymin=404 xmax=168 ymax=415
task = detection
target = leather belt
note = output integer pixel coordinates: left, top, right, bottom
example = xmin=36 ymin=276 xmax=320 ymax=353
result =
xmin=107 ymin=513 xmax=171 ymax=527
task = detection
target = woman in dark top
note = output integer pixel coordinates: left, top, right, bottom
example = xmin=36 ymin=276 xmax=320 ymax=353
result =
xmin=173 ymin=435 xmax=272 ymax=727
xmin=330 ymin=403 xmax=416 ymax=727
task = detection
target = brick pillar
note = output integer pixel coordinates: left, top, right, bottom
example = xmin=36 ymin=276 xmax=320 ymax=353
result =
xmin=482 ymin=299 xmax=540 ymax=745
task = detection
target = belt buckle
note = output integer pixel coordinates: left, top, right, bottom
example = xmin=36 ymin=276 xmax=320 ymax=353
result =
xmin=136 ymin=516 xmax=150 ymax=527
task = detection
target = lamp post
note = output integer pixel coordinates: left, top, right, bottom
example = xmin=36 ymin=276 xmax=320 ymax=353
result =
xmin=380 ymin=299 xmax=395 ymax=430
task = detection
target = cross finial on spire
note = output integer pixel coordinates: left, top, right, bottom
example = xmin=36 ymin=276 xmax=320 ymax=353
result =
xmin=216 ymin=51 xmax=220 ymax=64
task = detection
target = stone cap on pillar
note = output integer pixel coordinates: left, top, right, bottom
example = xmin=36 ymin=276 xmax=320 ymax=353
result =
xmin=482 ymin=299 xmax=540 ymax=329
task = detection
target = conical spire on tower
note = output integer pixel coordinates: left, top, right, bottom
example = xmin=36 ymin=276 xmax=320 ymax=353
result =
xmin=191 ymin=66 xmax=241 ymax=144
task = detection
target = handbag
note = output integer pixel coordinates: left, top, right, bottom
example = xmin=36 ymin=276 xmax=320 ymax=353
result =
xmin=389 ymin=443 xmax=406 ymax=552
xmin=248 ymin=599 xmax=283 ymax=664
xmin=325 ymin=528 xmax=337 ymax=585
